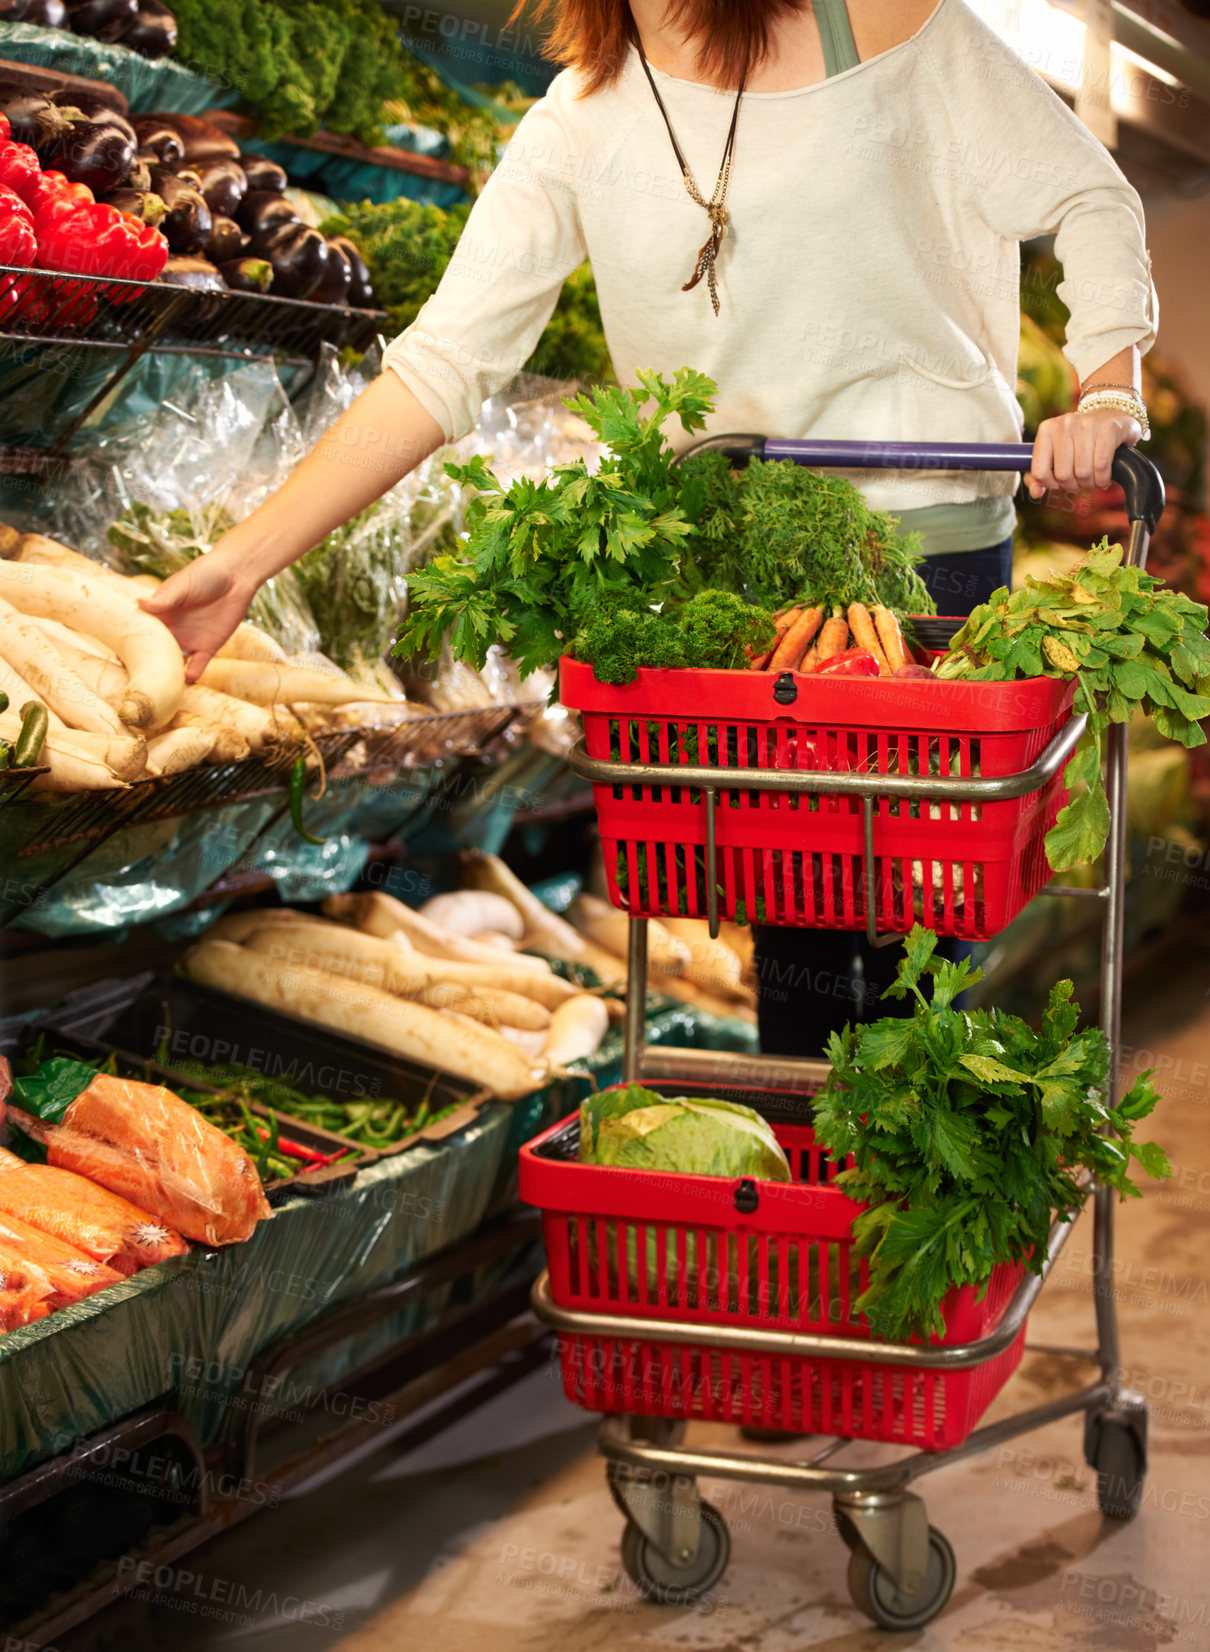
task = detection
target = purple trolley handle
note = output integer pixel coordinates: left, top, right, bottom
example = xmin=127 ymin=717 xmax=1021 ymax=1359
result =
xmin=678 ymin=434 xmax=1165 ymax=532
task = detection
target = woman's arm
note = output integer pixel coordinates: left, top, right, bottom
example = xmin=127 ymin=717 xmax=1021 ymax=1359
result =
xmin=141 ymin=375 xmax=445 ymax=676
xmin=142 ymin=82 xmax=590 ymax=677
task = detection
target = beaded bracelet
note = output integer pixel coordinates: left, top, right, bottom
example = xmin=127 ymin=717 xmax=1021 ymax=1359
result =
xmin=1075 ymin=388 xmax=1150 ymax=440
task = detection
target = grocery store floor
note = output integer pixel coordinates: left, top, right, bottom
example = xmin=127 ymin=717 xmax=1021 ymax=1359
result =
xmin=63 ymin=946 xmax=1210 ymax=1652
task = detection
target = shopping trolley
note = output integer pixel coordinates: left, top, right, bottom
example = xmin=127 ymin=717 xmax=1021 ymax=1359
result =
xmin=519 ymin=438 xmax=1167 ymax=1630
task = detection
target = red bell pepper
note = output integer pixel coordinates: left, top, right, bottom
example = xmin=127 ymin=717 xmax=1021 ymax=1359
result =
xmin=812 ymin=647 xmax=882 ymax=678
xmin=0 ymin=142 xmax=43 ymax=209
xmin=0 ymin=185 xmax=35 ymax=267
xmin=25 ymin=170 xmax=93 ymax=217
xmin=35 ymin=197 xmax=168 ymax=291
xmin=0 ymin=115 xmax=10 ymax=144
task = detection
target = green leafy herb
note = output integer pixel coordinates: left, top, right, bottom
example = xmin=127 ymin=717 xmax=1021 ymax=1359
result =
xmin=572 ymin=588 xmax=777 ymax=684
xmin=811 ymin=926 xmax=1170 ymax=1342
xmin=396 ymin=368 xmax=715 ymax=677
xmin=937 ymin=538 xmax=1210 ymax=869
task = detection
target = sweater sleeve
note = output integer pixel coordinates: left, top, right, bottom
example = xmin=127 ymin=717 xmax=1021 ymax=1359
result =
xmin=381 ymin=79 xmax=588 ymax=441
xmin=925 ymin=11 xmax=1157 ymax=383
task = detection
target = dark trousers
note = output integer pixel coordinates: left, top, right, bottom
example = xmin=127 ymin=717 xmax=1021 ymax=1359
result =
xmin=754 ymin=536 xmax=1013 ymax=1057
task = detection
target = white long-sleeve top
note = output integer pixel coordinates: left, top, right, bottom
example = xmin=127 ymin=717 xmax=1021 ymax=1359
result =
xmin=383 ymin=0 xmax=1157 ymax=517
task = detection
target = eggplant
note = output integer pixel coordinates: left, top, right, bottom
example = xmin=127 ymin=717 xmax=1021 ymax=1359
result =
xmin=239 ymin=189 xmax=297 ymax=238
xmin=134 ymin=117 xmax=185 ymax=168
xmin=39 ymin=118 xmax=137 ymax=195
xmin=162 ymin=111 xmax=240 ymax=163
xmin=218 ymin=257 xmax=272 ymax=295
xmin=66 ymin=0 xmax=137 ymax=39
xmin=147 ymin=169 xmax=211 ymax=255
xmin=118 ymin=0 xmax=175 ymax=57
xmin=49 ymin=91 xmax=138 ymax=148
xmin=237 ymin=153 xmax=287 ymax=195
xmin=104 ymin=186 xmax=166 ymax=227
xmin=308 ymin=240 xmax=352 ymax=307
xmin=254 ymin=220 xmax=330 ymax=301
xmin=159 ymin=255 xmax=225 ymax=291
xmin=194 ymin=157 xmax=246 ymax=221
xmin=205 ymin=214 xmax=246 ymax=264
xmin=0 ymin=80 xmax=73 ymax=147
xmin=328 ymin=234 xmax=373 ymax=308
xmin=0 ymin=1 xmax=31 ymax=20
xmin=24 ymin=0 xmax=68 ymax=21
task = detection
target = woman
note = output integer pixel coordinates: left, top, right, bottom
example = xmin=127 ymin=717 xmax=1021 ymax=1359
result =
xmin=143 ymin=0 xmax=1156 ymax=1048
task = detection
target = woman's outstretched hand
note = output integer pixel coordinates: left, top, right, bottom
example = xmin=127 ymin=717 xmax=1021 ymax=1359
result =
xmin=138 ymin=547 xmax=255 ymax=681
xmin=1025 ymin=405 xmax=1142 ymax=500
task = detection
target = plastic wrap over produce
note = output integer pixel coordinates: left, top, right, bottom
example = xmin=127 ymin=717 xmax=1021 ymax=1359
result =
xmin=0 ymin=22 xmax=226 ymax=114
xmin=0 ymin=1109 xmax=511 ymax=1477
xmin=50 ymin=351 xmax=601 ymax=712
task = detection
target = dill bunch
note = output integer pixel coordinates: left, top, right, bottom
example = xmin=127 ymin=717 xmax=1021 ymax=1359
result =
xmin=681 ymin=454 xmax=935 ymax=619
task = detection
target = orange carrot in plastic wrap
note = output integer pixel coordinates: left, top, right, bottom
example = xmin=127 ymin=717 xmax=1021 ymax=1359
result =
xmin=0 ymin=1158 xmax=188 ymax=1276
xmin=0 ymin=1255 xmax=54 ymax=1332
xmin=0 ymin=1210 xmax=123 ymax=1311
xmin=6 ymin=1070 xmax=270 ymax=1246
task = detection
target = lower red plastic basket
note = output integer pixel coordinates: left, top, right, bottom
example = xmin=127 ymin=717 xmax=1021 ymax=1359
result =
xmin=560 ymin=654 xmax=1076 ymax=940
xmin=520 ymin=1103 xmax=1027 ymax=1452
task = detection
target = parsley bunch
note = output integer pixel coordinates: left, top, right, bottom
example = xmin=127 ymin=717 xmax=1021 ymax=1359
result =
xmin=396 ymin=368 xmax=715 ymax=677
xmin=812 ymin=926 xmax=1169 ymax=1343
xmin=937 ymin=539 xmax=1210 ymax=870
xmin=572 ymin=589 xmax=776 ymax=684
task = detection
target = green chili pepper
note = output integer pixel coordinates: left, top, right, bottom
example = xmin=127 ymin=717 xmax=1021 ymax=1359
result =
xmin=0 ymin=690 xmax=7 ymax=714
xmin=0 ymin=738 xmax=11 ymax=771
xmin=289 ymin=755 xmax=327 ymax=846
xmin=14 ymin=702 xmax=48 ymax=768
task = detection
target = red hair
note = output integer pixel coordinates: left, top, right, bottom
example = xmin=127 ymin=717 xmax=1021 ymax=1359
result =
xmin=509 ymin=1 xmax=807 ymax=94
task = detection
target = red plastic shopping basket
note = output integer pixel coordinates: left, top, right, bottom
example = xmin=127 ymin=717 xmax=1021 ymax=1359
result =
xmin=520 ymin=1097 xmax=1027 ymax=1452
xmin=560 ymin=655 xmax=1075 ymax=941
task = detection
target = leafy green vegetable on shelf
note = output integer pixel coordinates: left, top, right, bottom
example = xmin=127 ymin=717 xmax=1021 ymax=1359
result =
xmin=812 ymin=925 xmax=1170 ymax=1343
xmin=397 ymin=368 xmax=715 ymax=676
xmin=937 ymin=537 xmax=1210 ymax=870
xmin=572 ymin=588 xmax=776 ymax=684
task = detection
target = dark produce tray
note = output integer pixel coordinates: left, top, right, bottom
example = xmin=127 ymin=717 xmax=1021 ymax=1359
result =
xmin=12 ymin=1025 xmax=376 ymax=1203
xmin=0 ymin=264 xmax=386 ymax=364
xmin=106 ymin=974 xmax=493 ymax=1160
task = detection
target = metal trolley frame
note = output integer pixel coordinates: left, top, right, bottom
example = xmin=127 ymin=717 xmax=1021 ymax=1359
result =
xmin=529 ymin=438 xmax=1167 ymax=1630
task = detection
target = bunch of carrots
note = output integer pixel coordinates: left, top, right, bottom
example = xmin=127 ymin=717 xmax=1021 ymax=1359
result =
xmin=748 ymin=601 xmax=926 ymax=678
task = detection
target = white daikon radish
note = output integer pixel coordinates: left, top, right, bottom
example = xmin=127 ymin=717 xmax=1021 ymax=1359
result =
xmin=653 ymin=971 xmax=757 ymax=1024
xmin=209 ymin=907 xmax=328 ymax=944
xmin=30 ymin=631 xmax=129 ymax=712
xmin=0 ymin=712 xmax=124 ymax=791
xmin=412 ymin=980 xmax=551 ymax=1032
xmin=0 ymin=562 xmax=184 ymax=729
xmin=12 ymin=533 xmax=148 ymax=589
xmin=323 ymin=891 xmax=548 ymax=973
xmin=242 ymin=915 xmax=576 ymax=1009
xmin=526 ymin=930 xmax=627 ymax=986
xmin=570 ymin=893 xmax=690 ymax=977
xmin=498 ymin=1024 xmax=548 ymax=1060
xmin=0 ymin=660 xmax=69 ymax=732
xmin=460 ymin=848 xmax=587 ymax=958
xmin=183 ymin=939 xmax=545 ymax=1100
xmin=474 ymin=931 xmax=517 ymax=951
xmin=51 ymin=727 xmax=147 ymax=781
xmin=173 ymin=683 xmax=283 ymax=751
xmin=197 ymin=658 xmax=392 ymax=707
xmin=418 ymin=890 xmax=525 ymax=940
xmin=215 ymin=623 xmax=287 ymax=664
xmin=0 ymin=594 xmax=126 ymax=736
xmin=659 ymin=916 xmax=751 ymax=1002
xmin=167 ymin=714 xmax=249 ymax=764
xmin=145 ymin=726 xmax=216 ymax=775
xmin=544 ymin=995 xmax=609 ymax=1069
xmin=26 ymin=616 xmax=119 ymax=663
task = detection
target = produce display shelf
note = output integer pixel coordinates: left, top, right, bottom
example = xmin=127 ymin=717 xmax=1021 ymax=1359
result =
xmin=0 ymin=265 xmax=388 ymax=367
xmin=329 ymin=703 xmax=536 ymax=777
xmin=208 ymin=106 xmax=471 ymax=188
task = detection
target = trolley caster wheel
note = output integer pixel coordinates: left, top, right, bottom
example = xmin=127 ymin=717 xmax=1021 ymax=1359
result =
xmin=621 ymin=1500 xmax=730 ymax=1605
xmin=847 ymin=1527 xmax=956 ymax=1631
xmin=1086 ymin=1411 xmax=1147 ymax=1521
